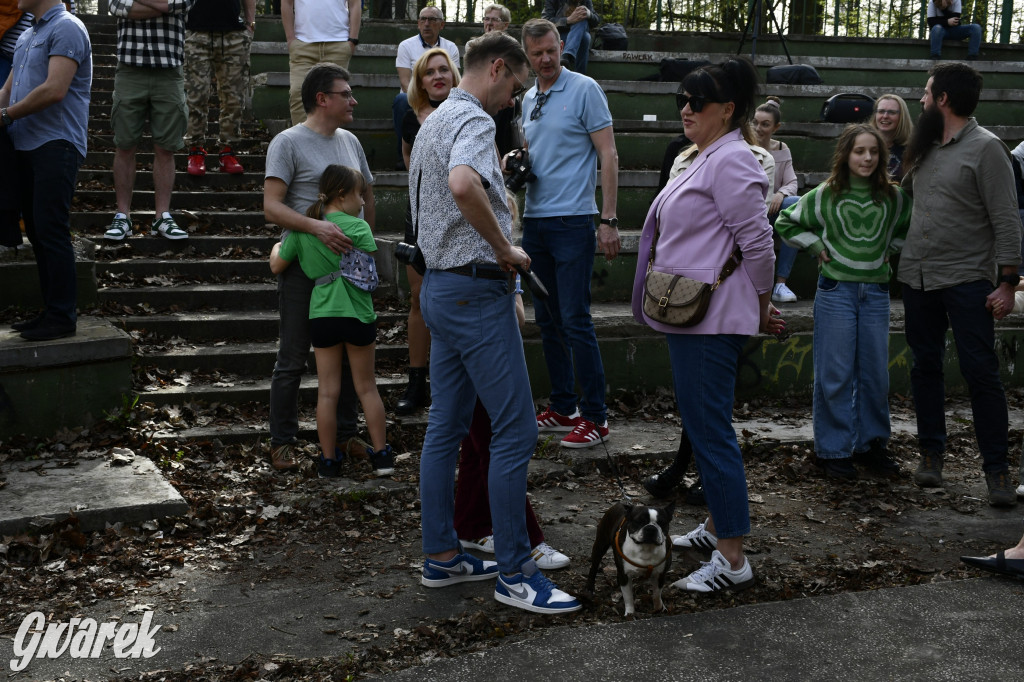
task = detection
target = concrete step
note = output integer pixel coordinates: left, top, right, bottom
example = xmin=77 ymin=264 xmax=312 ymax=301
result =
xmin=136 ymin=373 xmax=407 ymax=408
xmin=92 ymin=235 xmax=278 ymax=258
xmin=96 ymin=258 xmax=274 ymax=282
xmin=136 ymin=340 xmax=410 ymax=375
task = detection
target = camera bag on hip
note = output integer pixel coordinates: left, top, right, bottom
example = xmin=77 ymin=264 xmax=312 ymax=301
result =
xmin=820 ymin=93 xmax=875 ymax=123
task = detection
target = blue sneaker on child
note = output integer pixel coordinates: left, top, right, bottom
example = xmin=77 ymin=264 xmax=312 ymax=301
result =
xmin=494 ymin=569 xmax=582 ymax=614
xmin=421 ymin=552 xmax=499 ymax=587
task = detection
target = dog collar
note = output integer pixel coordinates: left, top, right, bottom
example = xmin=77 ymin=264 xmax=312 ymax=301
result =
xmin=613 ymin=518 xmax=669 ymax=579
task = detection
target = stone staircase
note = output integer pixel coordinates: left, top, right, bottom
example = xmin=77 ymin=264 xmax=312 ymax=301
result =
xmin=38 ymin=14 xmax=1024 ymax=443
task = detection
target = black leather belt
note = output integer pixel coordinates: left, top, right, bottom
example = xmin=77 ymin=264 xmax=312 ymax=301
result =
xmin=443 ymin=264 xmax=515 ymax=286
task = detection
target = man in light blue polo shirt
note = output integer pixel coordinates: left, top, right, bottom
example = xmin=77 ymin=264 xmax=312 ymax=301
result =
xmin=519 ymin=18 xmax=619 ymax=449
xmin=0 ymin=0 xmax=91 ymax=340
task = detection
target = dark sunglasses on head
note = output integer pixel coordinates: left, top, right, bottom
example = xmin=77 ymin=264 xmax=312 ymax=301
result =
xmin=676 ymin=93 xmax=716 ymax=113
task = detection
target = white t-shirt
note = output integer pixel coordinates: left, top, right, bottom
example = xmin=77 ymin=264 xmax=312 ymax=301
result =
xmin=395 ymin=34 xmax=461 ymax=72
xmin=294 ymin=0 xmax=352 ymax=43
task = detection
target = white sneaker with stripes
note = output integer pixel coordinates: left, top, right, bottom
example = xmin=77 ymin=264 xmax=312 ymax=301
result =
xmin=674 ymin=550 xmax=755 ymax=593
xmin=671 ymin=517 xmax=718 ymax=551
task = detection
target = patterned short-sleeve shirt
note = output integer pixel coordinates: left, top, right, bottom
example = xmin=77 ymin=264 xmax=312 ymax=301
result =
xmin=409 ymin=88 xmax=513 ymax=270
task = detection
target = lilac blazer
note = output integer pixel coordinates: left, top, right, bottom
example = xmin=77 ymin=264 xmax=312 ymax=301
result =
xmin=631 ymin=128 xmax=775 ymax=336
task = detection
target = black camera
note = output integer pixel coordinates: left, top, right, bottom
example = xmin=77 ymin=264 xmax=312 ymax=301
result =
xmin=504 ymin=148 xmax=536 ymax=193
xmin=395 ymin=241 xmax=425 ymax=275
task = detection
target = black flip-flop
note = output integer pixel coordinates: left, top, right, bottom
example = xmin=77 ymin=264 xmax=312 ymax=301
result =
xmin=960 ymin=550 xmax=1024 ymax=579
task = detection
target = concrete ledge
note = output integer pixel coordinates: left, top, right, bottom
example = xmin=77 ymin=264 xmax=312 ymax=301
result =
xmin=0 ymin=317 xmax=134 ymax=439
xmin=0 ymin=455 xmax=189 ymax=535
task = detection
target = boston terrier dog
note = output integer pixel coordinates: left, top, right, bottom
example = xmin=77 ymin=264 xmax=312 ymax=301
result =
xmin=585 ymin=502 xmax=674 ymax=616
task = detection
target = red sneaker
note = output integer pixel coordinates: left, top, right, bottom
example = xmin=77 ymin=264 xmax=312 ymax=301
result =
xmin=536 ymin=407 xmax=581 ymax=433
xmin=218 ymin=146 xmax=244 ymax=174
xmin=187 ymin=146 xmax=206 ymax=176
xmin=560 ymin=419 xmax=609 ymax=449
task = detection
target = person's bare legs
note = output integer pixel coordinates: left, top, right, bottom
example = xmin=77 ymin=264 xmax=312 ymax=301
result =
xmin=345 ymin=342 xmax=386 ymax=453
xmin=313 ymin=344 xmax=344 ymax=459
xmin=152 ymin=145 xmax=176 ymax=216
xmin=113 ymin=147 xmax=137 ymax=215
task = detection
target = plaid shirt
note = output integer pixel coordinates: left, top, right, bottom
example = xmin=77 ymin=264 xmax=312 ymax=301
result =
xmin=109 ymin=0 xmax=195 ymax=68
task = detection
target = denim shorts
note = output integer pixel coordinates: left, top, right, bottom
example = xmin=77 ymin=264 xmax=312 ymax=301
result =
xmin=309 ymin=316 xmax=376 ymax=348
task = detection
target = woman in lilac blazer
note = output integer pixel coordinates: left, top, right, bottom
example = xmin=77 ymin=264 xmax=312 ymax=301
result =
xmin=630 ymin=57 xmax=782 ymax=594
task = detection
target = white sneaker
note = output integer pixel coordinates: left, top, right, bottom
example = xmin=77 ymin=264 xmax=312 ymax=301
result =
xmin=771 ymin=282 xmax=797 ymax=303
xmin=673 ymin=549 xmax=755 ymax=593
xmin=671 ymin=517 xmax=718 ymax=551
xmin=104 ymin=213 xmax=131 ymax=241
xmin=152 ymin=213 xmax=188 ymax=240
xmin=494 ymin=570 xmax=581 ymax=614
xmin=1016 ymin=484 xmax=1024 ymax=498
xmin=531 ymin=542 xmax=570 ymax=570
xmin=460 ymin=536 xmax=495 ymax=553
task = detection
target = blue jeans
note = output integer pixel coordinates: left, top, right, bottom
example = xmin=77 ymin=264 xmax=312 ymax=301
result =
xmin=392 ymin=92 xmax=410 ymax=167
xmin=419 ymin=269 xmax=537 ymax=574
xmin=771 ymin=195 xmax=800 ymax=279
xmin=522 ymin=215 xmax=607 ymax=424
xmin=269 ymin=262 xmax=359 ymax=447
xmin=903 ymin=281 xmax=1009 ymax=473
xmin=559 ymin=22 xmax=592 ymax=74
xmin=666 ymin=333 xmax=750 ymax=539
xmin=930 ymin=23 xmax=982 ymax=58
xmin=16 ymin=140 xmax=82 ymax=326
xmin=812 ymin=277 xmax=891 ymax=459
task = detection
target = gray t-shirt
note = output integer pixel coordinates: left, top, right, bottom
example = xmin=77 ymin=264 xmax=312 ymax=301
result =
xmin=409 ymin=88 xmax=512 ymax=270
xmin=265 ymin=123 xmax=374 ymax=236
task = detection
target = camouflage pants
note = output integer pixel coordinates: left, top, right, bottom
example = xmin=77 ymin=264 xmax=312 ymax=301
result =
xmin=184 ymin=29 xmax=252 ymax=148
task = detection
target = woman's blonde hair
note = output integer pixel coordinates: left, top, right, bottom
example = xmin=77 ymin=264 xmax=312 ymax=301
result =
xmin=871 ymin=94 xmax=913 ymax=147
xmin=407 ymin=48 xmax=461 ymax=112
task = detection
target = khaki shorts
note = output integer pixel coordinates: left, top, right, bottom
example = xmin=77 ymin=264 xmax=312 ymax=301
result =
xmin=111 ymin=64 xmax=188 ymax=151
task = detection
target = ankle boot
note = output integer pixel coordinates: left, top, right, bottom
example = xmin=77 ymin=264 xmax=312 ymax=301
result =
xmin=395 ymin=366 xmax=430 ymax=415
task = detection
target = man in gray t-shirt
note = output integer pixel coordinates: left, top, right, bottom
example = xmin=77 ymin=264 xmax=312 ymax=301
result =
xmin=263 ymin=63 xmax=375 ymax=472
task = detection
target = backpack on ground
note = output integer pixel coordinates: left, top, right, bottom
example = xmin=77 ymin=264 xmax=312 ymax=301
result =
xmin=766 ymin=64 xmax=823 ymax=85
xmin=594 ymin=23 xmax=628 ymax=50
xmin=820 ymin=93 xmax=874 ymax=123
xmin=639 ymin=58 xmax=712 ymax=82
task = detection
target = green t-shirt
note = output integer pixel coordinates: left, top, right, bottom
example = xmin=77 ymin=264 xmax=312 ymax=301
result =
xmin=278 ymin=212 xmax=378 ymax=323
xmin=775 ymin=175 xmax=911 ymax=283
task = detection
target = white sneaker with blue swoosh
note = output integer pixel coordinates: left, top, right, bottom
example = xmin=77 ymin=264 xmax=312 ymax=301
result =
xmin=494 ymin=570 xmax=582 ymax=614
xmin=421 ymin=552 xmax=499 ymax=587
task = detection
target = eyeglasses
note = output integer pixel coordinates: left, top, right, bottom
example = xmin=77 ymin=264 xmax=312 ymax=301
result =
xmin=324 ymin=90 xmax=355 ymax=100
xmin=876 ymin=109 xmax=900 ymax=116
xmin=419 ymin=16 xmax=442 ymax=23
xmin=530 ymin=92 xmax=549 ymax=120
xmin=507 ymin=65 xmax=527 ymax=99
xmin=676 ymin=93 xmax=717 ymax=113
xmin=484 ymin=16 xmax=504 ymax=24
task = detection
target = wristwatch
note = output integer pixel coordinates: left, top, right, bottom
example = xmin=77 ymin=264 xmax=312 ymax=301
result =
xmin=998 ymin=272 xmax=1021 ymax=287
xmin=599 ymin=217 xmax=618 ymax=228
xmin=349 ymin=38 xmax=359 ymax=45
xmin=0 ymin=107 xmax=12 ymax=127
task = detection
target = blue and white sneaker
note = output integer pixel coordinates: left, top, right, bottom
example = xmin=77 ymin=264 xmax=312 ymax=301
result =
xmin=421 ymin=552 xmax=499 ymax=588
xmin=494 ymin=570 xmax=582 ymax=614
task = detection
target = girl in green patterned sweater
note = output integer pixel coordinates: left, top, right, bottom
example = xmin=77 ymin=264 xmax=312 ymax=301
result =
xmin=776 ymin=124 xmax=912 ymax=480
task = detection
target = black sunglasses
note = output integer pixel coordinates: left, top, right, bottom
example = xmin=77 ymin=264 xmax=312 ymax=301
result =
xmin=530 ymin=91 xmax=549 ymax=120
xmin=676 ymin=93 xmax=716 ymax=113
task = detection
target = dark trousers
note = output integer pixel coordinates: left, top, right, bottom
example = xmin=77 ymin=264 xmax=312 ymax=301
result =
xmin=903 ymin=281 xmax=1009 ymax=473
xmin=0 ymin=128 xmax=21 ymax=247
xmin=453 ymin=398 xmax=544 ymax=547
xmin=16 ymin=139 xmax=83 ymax=325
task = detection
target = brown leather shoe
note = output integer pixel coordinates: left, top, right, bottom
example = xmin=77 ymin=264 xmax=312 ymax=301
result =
xmin=340 ymin=435 xmax=371 ymax=460
xmin=270 ymin=443 xmax=301 ymax=471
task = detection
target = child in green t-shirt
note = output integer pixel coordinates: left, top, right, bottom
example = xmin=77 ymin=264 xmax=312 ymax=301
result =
xmin=270 ymin=165 xmax=393 ymax=479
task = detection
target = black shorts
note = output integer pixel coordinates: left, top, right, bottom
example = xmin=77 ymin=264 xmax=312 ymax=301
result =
xmin=309 ymin=316 xmax=377 ymax=348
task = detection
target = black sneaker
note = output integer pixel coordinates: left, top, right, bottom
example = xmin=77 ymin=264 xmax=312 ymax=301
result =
xmin=684 ymin=481 xmax=706 ymax=505
xmin=985 ymin=470 xmax=1018 ymax=508
xmin=643 ymin=461 xmax=685 ymax=498
xmin=914 ymin=452 xmax=943 ymax=488
xmin=853 ymin=438 xmax=901 ymax=475
xmin=368 ymin=445 xmax=394 ymax=477
xmin=815 ymin=457 xmax=858 ymax=480
xmin=317 ymin=454 xmax=342 ymax=478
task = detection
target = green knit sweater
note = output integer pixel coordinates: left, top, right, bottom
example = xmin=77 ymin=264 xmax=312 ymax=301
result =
xmin=775 ymin=175 xmax=911 ymax=283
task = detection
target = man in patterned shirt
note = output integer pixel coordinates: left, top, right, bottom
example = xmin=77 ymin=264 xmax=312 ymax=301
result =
xmin=409 ymin=31 xmax=581 ymax=616
xmin=104 ymin=0 xmax=196 ymax=242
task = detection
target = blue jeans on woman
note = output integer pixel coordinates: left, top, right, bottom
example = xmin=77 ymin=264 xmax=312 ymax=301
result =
xmin=812 ymin=277 xmax=891 ymax=459
xmin=902 ymin=281 xmax=1010 ymax=474
xmin=770 ymin=195 xmax=800 ymax=279
xmin=419 ymin=269 xmax=537 ymax=574
xmin=666 ymin=333 xmax=750 ymax=539
xmin=929 ymin=23 xmax=982 ymax=58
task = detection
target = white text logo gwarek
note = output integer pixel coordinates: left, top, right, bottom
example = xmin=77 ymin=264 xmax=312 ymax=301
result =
xmin=9 ymin=611 xmax=162 ymax=672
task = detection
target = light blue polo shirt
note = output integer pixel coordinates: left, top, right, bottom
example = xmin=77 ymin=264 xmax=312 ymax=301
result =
xmin=521 ymin=67 xmax=612 ymax=218
xmin=8 ymin=5 xmax=92 ymax=157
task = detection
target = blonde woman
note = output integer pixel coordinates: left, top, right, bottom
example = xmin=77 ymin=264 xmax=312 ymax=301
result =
xmin=870 ymin=94 xmax=913 ymax=181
